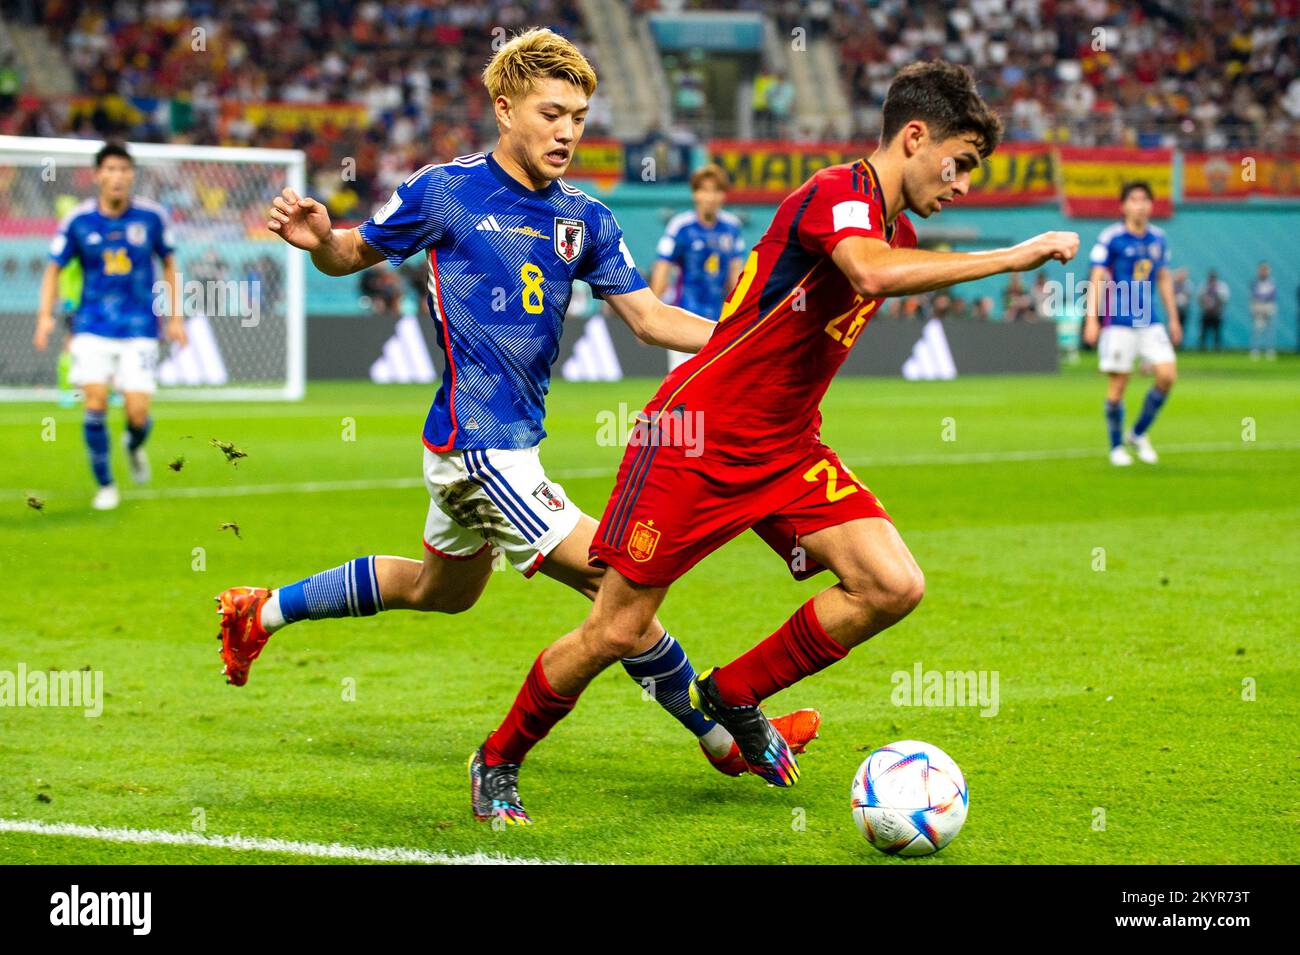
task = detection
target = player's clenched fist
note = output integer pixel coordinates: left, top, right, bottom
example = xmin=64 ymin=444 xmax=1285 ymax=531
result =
xmin=267 ymin=187 xmax=333 ymax=251
xmin=1008 ymin=231 xmax=1080 ymax=271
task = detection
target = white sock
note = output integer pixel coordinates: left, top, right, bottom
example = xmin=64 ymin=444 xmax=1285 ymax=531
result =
xmin=700 ymin=723 xmax=734 ymax=757
xmin=259 ymin=590 xmax=286 ymax=632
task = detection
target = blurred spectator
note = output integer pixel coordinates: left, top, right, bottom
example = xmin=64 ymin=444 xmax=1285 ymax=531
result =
xmin=1002 ymin=274 xmax=1035 ymax=322
xmin=359 ymin=263 xmax=402 ymax=318
xmin=0 ymin=53 xmax=19 ymax=114
xmin=1249 ymin=260 xmax=1278 ymax=359
xmin=1031 ymin=270 xmax=1053 ymax=320
xmin=1197 ymin=269 xmax=1229 ymax=351
xmin=1171 ymin=267 xmax=1192 ymax=323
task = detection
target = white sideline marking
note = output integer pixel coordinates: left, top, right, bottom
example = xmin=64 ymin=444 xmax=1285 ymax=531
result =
xmin=8 ymin=440 xmax=1300 ymax=503
xmin=0 ymin=818 xmax=567 ymax=865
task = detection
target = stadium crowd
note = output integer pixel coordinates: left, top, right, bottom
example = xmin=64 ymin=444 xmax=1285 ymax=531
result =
xmin=1 ymin=0 xmax=1296 ymax=212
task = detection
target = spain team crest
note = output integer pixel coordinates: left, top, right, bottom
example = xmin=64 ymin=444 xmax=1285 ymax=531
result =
xmin=554 ymin=217 xmax=585 ymax=263
xmin=627 ymin=520 xmax=660 ymax=562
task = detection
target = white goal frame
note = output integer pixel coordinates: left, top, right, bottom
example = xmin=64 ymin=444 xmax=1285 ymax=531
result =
xmin=0 ymin=135 xmax=306 ymax=401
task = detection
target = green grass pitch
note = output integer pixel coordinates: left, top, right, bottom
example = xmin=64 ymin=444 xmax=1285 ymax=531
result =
xmin=1 ymin=353 xmax=1297 ymax=864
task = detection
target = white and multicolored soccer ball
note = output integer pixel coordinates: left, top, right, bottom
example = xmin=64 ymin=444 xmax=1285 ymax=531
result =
xmin=851 ymin=740 xmax=968 ymax=856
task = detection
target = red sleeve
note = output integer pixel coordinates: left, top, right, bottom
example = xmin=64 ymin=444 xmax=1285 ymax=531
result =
xmin=796 ymin=167 xmax=888 ymax=256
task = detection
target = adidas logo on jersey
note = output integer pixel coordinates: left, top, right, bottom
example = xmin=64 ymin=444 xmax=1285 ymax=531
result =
xmin=902 ymin=319 xmax=957 ymax=381
xmin=475 ymin=216 xmax=504 ymax=232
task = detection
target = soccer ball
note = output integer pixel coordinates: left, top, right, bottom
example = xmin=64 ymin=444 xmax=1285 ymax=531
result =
xmin=851 ymin=740 xmax=968 ymax=856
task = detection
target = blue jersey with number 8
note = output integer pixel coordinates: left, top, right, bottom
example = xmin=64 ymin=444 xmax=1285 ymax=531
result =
xmin=358 ymin=151 xmax=646 ymax=451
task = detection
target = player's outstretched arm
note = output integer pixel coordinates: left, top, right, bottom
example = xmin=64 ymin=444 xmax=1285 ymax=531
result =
xmin=33 ymin=262 xmax=60 ymax=351
xmin=605 ymin=286 xmax=716 ymax=354
xmin=831 ymin=231 xmax=1079 ymax=299
xmin=266 ymin=187 xmax=384 ymax=277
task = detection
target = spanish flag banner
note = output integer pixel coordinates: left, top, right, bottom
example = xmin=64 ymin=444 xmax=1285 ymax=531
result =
xmin=708 ymin=140 xmax=1057 ymax=206
xmin=1057 ymin=146 xmax=1174 ymax=217
xmin=1184 ymin=152 xmax=1300 ymax=199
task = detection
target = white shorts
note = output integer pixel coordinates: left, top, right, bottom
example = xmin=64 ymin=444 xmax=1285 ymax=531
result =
xmin=421 ymin=446 xmax=583 ymax=576
xmin=1098 ymin=324 xmax=1175 ymax=374
xmin=69 ymin=334 xmax=159 ymax=394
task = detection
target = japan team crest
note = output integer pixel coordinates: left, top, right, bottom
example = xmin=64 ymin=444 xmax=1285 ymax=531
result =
xmin=126 ymin=222 xmax=148 ymax=246
xmin=554 ymin=217 xmax=585 ymax=263
xmin=627 ymin=519 xmax=660 ymax=562
xmin=532 ymin=481 xmax=565 ymax=512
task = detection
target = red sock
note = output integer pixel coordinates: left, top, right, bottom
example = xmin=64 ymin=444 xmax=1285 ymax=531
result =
xmin=712 ymin=599 xmax=847 ymax=706
xmin=483 ymin=653 xmax=579 ymax=765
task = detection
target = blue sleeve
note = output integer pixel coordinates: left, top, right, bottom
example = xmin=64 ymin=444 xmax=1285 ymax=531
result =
xmin=577 ymin=206 xmax=647 ymax=299
xmin=48 ymin=215 xmax=78 ymax=267
xmin=655 ymin=222 xmax=683 ymax=264
xmin=1088 ymin=232 xmax=1113 ymax=270
xmin=153 ymin=208 xmax=176 ymax=259
xmin=731 ymin=223 xmax=747 ymax=261
xmin=357 ymin=164 xmax=446 ymax=266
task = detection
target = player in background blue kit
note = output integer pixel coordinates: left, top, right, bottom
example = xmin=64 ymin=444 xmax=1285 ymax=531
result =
xmin=649 ymin=164 xmax=746 ymax=369
xmin=1082 ymin=181 xmax=1182 ymax=466
xmin=212 ymin=29 xmax=819 ymax=823
xmin=33 ymin=142 xmax=186 ymax=510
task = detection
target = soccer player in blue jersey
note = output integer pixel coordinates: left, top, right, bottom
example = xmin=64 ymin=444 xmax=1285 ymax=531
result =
xmin=649 ymin=164 xmax=746 ymax=368
xmin=1082 ymin=181 xmax=1182 ymax=466
xmin=213 ymin=28 xmax=819 ymax=822
xmin=33 ymin=142 xmax=186 ymax=510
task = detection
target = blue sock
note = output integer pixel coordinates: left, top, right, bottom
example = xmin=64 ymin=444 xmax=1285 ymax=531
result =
xmin=1104 ymin=399 xmax=1124 ymax=449
xmin=84 ymin=410 xmax=112 ymax=486
xmin=127 ymin=416 xmax=152 ymax=451
xmin=1133 ymin=387 xmax=1168 ymax=437
xmin=621 ymin=632 xmax=717 ymax=738
xmin=277 ymin=556 xmax=384 ymax=623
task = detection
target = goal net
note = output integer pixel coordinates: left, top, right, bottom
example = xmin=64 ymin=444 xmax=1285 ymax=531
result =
xmin=0 ymin=136 xmax=305 ymax=400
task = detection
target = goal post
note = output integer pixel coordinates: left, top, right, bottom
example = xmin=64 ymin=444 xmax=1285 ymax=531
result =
xmin=0 ymin=135 xmax=306 ymax=401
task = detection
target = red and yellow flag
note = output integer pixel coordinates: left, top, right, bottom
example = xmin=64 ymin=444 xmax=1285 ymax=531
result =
xmin=1057 ymin=146 xmax=1174 ymax=217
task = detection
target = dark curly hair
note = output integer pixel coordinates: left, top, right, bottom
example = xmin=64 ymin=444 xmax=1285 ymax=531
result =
xmin=881 ymin=61 xmax=1003 ymax=159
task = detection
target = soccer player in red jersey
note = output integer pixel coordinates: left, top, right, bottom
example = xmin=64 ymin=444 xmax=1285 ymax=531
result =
xmin=471 ymin=61 xmax=1080 ymax=820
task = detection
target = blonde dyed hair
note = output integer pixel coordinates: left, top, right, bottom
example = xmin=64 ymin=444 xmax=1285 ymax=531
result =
xmin=482 ymin=27 xmax=597 ymax=101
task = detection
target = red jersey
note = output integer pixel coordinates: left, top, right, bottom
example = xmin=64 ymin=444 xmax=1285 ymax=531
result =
xmin=644 ymin=158 xmax=916 ymax=460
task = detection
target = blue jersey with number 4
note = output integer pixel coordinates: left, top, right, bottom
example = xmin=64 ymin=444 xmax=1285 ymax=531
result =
xmin=358 ymin=152 xmax=646 ymax=451
xmin=1088 ymin=222 xmax=1168 ymax=327
xmin=655 ymin=210 xmax=745 ymax=321
xmin=48 ymin=198 xmax=174 ymax=339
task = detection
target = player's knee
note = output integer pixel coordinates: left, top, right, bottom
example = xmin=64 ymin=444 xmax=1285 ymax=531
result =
xmin=851 ymin=564 xmax=924 ymax=622
xmin=578 ymin=617 xmax=643 ymax=662
xmin=1156 ymin=370 xmax=1176 ymax=391
xmin=883 ymin=565 xmax=925 ymax=619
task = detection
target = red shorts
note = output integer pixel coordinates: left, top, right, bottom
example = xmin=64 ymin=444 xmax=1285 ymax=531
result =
xmin=590 ymin=428 xmax=891 ymax=588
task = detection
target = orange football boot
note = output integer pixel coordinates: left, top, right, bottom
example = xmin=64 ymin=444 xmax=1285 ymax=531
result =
xmin=215 ymin=586 xmax=272 ymax=686
xmin=704 ymin=707 xmax=822 ymax=777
